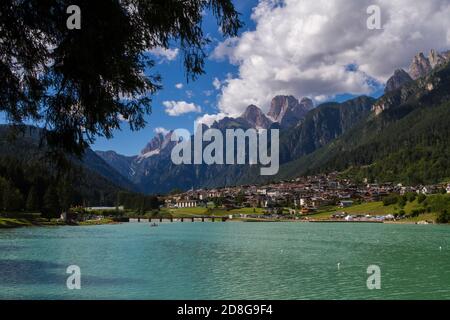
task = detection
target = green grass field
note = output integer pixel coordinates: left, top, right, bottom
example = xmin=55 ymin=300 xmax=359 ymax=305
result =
xmin=308 ymin=195 xmax=450 ymax=222
xmin=78 ymin=218 xmax=116 ymax=226
xmin=163 ymin=207 xmax=208 ymax=217
xmin=0 ymin=218 xmax=33 ymax=228
xmin=341 ymin=202 xmax=397 ymax=215
xmin=226 ymin=207 xmax=265 ymax=215
xmin=0 ymin=217 xmax=67 ymax=228
xmin=401 ymin=213 xmax=437 ymax=223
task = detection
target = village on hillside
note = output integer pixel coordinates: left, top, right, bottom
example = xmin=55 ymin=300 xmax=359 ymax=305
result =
xmin=50 ymin=173 xmax=450 ymax=226
xmin=162 ymin=173 xmax=450 ymax=223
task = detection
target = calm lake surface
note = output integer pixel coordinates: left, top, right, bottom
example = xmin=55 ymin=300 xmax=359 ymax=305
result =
xmin=1 ymin=222 xmax=450 ymax=300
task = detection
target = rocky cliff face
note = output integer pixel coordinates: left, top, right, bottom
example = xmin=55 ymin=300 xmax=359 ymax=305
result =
xmin=279 ymin=96 xmax=375 ymax=163
xmin=429 ymin=49 xmax=447 ymax=68
xmin=409 ymin=52 xmax=432 ymax=80
xmin=300 ymin=97 xmax=314 ymax=111
xmin=239 ymin=104 xmax=273 ymax=129
xmin=267 ymin=95 xmax=314 ymax=128
xmin=267 ymin=95 xmax=296 ymax=122
xmin=373 ymin=78 xmax=427 ymax=116
xmin=409 ymin=50 xmax=450 ymax=80
xmin=385 ymin=69 xmax=413 ymax=93
xmin=138 ymin=131 xmax=175 ymax=160
xmin=374 ymin=49 xmax=450 ymax=116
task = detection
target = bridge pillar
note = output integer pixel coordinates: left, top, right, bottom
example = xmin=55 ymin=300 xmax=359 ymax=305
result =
xmin=170 ymin=217 xmax=173 ymax=222
xmin=191 ymin=217 xmax=194 ymax=222
xmin=212 ymin=217 xmax=215 ymax=222
xmin=181 ymin=218 xmax=184 ymax=222
xmin=160 ymin=217 xmax=163 ymax=222
xmin=149 ymin=218 xmax=151 ymax=222
xmin=202 ymin=217 xmax=204 ymax=222
xmin=138 ymin=217 xmax=140 ymax=223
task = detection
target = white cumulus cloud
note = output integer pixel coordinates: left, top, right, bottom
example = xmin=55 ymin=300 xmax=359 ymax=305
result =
xmin=195 ymin=113 xmax=227 ymax=127
xmin=154 ymin=127 xmax=170 ymax=135
xmin=163 ymin=101 xmax=202 ymax=116
xmin=212 ymin=0 xmax=450 ymax=116
xmin=149 ymin=47 xmax=179 ymax=61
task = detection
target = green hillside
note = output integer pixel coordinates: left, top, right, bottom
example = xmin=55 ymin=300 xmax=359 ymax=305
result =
xmin=279 ymin=61 xmax=450 ymax=185
xmin=0 ymin=126 xmax=131 ymax=217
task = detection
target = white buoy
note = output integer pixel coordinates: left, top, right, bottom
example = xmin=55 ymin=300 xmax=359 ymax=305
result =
xmin=337 ymin=262 xmax=341 ymax=270
xmin=440 ymin=246 xmax=442 ymax=251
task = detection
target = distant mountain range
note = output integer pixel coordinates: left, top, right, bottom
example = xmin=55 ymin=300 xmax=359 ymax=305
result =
xmin=94 ymin=92 xmax=374 ymax=193
xmin=2 ymin=49 xmax=449 ymax=195
xmin=277 ymin=49 xmax=450 ymax=185
xmin=95 ymin=94 xmax=316 ymax=191
xmin=95 ymin=48 xmax=450 ymax=193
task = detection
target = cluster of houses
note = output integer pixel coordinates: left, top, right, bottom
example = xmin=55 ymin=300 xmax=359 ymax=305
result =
xmin=164 ymin=172 xmax=450 ymax=216
xmin=59 ymin=206 xmax=125 ymax=223
xmin=331 ymin=212 xmax=395 ymax=222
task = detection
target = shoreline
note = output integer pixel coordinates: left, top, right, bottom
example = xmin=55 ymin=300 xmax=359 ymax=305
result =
xmin=1 ymin=217 xmax=443 ymax=229
xmin=0 ymin=217 xmax=119 ymax=229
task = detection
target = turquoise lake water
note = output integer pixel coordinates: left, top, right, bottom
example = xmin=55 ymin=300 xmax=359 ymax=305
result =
xmin=1 ymin=222 xmax=450 ymax=300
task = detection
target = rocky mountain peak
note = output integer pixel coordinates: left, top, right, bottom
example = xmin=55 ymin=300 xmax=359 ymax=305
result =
xmin=300 ymin=97 xmax=314 ymax=110
xmin=409 ymin=52 xmax=432 ymax=80
xmin=407 ymin=49 xmax=450 ymax=80
xmin=428 ymin=49 xmax=446 ymax=68
xmin=139 ymin=130 xmax=175 ymax=159
xmin=267 ymin=95 xmax=298 ymax=122
xmin=243 ymin=104 xmax=261 ymax=115
xmin=385 ymin=69 xmax=413 ymax=93
xmin=268 ymin=95 xmax=314 ymax=128
xmin=240 ymin=104 xmax=272 ymax=129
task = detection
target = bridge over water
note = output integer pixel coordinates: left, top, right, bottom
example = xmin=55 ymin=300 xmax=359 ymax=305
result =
xmin=129 ymin=216 xmax=229 ymax=223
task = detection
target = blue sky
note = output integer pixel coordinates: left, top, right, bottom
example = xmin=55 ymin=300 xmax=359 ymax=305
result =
xmin=93 ymin=1 xmax=260 ymax=156
xmin=93 ymin=0 xmax=385 ymax=156
xmin=5 ymin=0 xmax=449 ymax=156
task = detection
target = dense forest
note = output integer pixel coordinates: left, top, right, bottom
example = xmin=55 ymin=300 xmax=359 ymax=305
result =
xmin=0 ymin=156 xmax=120 ymax=217
xmin=0 ymin=155 xmax=165 ymax=217
xmin=0 ymin=124 xmax=157 ymax=217
xmin=117 ymin=191 xmax=162 ymax=214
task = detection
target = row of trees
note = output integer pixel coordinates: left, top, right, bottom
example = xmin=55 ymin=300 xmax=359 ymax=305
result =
xmin=0 ymin=155 xmax=173 ymax=219
xmin=381 ymin=192 xmax=448 ymax=208
xmin=437 ymin=210 xmax=450 ymax=223
xmin=0 ymin=158 xmax=77 ymax=218
xmin=0 ymin=157 xmax=145 ymax=218
xmin=117 ymin=192 xmax=162 ymax=214
xmin=382 ymin=191 xmax=450 ymax=221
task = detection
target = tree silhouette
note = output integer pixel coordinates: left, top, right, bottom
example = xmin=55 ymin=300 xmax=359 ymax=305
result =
xmin=43 ymin=185 xmax=61 ymax=218
xmin=0 ymin=0 xmax=242 ymax=155
xmin=1 ymin=180 xmax=24 ymax=212
xmin=26 ymin=186 xmax=40 ymax=212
